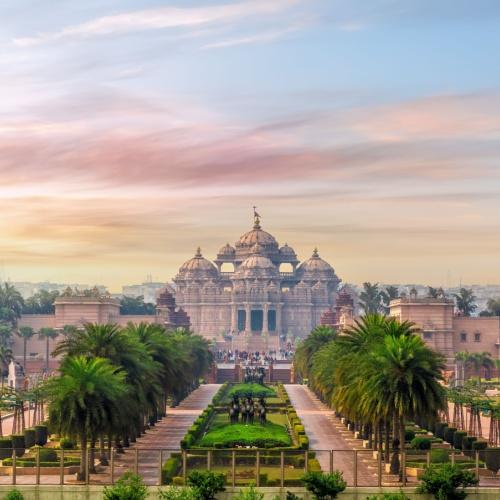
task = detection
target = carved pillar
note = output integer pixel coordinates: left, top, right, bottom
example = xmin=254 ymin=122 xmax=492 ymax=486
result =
xmin=245 ymin=304 xmax=251 ymax=334
xmin=263 ymin=303 xmax=269 ymax=335
xmin=231 ymin=304 xmax=237 ymax=333
xmin=276 ymin=304 xmax=282 ymax=336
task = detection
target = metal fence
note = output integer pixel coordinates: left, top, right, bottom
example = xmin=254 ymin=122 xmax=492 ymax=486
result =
xmin=0 ymin=448 xmax=498 ymax=487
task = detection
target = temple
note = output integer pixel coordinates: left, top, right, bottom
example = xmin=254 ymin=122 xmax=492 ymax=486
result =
xmin=173 ymin=211 xmax=342 ymax=350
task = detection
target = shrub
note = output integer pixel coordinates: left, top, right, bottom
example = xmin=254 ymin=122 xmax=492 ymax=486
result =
xmin=299 ymin=436 xmax=309 ymax=450
xmin=416 ymin=463 xmax=478 ymax=500
xmin=411 ymin=437 xmax=432 ymax=450
xmin=472 ymin=440 xmax=487 ymax=451
xmin=11 ymin=435 xmax=25 ymax=457
xmin=285 ymin=493 xmax=301 ymax=500
xmin=187 ymin=471 xmax=225 ymax=500
xmin=234 ymin=485 xmax=264 ymax=500
xmin=366 ymin=492 xmax=410 ymax=500
xmin=158 ymin=487 xmax=197 ymax=500
xmin=431 ymin=449 xmax=450 ymax=464
xmin=484 ymin=448 xmax=500 ymax=473
xmin=60 ymin=437 xmax=76 ymax=449
xmin=436 ymin=423 xmax=448 ymax=440
xmin=32 ymin=446 xmax=57 ymax=462
xmin=34 ymin=425 xmax=48 ymax=446
xmin=23 ymin=429 xmax=36 ymax=448
xmin=103 ymin=472 xmax=148 ymax=500
xmin=444 ymin=427 xmax=457 ymax=445
xmin=0 ymin=437 xmax=12 ymax=459
xmin=162 ymin=456 xmax=181 ymax=484
xmin=301 ymin=471 xmax=347 ymax=500
xmin=453 ymin=431 xmax=467 ymax=450
xmin=4 ymin=489 xmax=24 ymax=500
xmin=405 ymin=430 xmax=416 ymax=442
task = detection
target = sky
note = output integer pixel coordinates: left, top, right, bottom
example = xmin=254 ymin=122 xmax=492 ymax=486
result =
xmin=1 ymin=0 xmax=500 ymax=291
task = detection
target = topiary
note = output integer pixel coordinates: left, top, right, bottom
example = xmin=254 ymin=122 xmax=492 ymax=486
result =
xmin=0 ymin=437 xmax=12 ymax=459
xmin=405 ymin=429 xmax=416 ymax=442
xmin=59 ymin=437 xmax=76 ymax=449
xmin=431 ymin=449 xmax=450 ymax=464
xmin=444 ymin=427 xmax=457 ymax=445
xmin=32 ymin=446 xmax=57 ymax=462
xmin=34 ymin=425 xmax=48 ymax=446
xmin=11 ymin=435 xmax=25 ymax=457
xmin=484 ymin=448 xmax=500 ymax=474
xmin=411 ymin=436 xmax=432 ymax=450
xmin=23 ymin=429 xmax=36 ymax=448
xmin=301 ymin=471 xmax=347 ymax=499
xmin=453 ymin=431 xmax=467 ymax=450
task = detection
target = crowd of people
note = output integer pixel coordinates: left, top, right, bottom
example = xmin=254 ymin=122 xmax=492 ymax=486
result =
xmin=214 ymin=347 xmax=294 ymax=364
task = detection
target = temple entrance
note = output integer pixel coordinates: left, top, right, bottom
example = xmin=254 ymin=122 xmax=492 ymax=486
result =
xmin=268 ymin=310 xmax=276 ymax=332
xmin=250 ymin=310 xmax=263 ymax=332
xmin=238 ymin=310 xmax=246 ymax=331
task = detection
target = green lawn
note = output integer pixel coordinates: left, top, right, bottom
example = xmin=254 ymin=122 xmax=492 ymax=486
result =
xmin=225 ymin=383 xmax=277 ymax=401
xmin=199 ymin=418 xmax=291 ymax=448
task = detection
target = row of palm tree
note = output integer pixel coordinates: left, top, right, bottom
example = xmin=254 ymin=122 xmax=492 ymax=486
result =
xmin=295 ymin=315 xmax=446 ymax=478
xmin=454 ymin=351 xmax=496 ymax=385
xmin=46 ymin=322 xmax=212 ymax=480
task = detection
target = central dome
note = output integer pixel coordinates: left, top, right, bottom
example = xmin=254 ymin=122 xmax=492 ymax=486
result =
xmin=237 ymin=227 xmax=278 ymax=248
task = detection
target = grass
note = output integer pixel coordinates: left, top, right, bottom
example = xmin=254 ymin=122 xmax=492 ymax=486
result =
xmin=225 ymin=383 xmax=277 ymax=401
xmin=199 ymin=418 xmax=291 ymax=448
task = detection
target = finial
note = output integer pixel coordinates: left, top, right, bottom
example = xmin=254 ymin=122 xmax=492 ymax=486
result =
xmin=253 ymin=205 xmax=261 ymax=229
xmin=195 ymin=247 xmax=202 ymax=257
xmin=312 ymin=247 xmax=319 ymax=258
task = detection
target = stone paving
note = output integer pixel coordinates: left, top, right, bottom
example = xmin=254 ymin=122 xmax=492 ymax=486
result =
xmin=285 ymin=384 xmax=396 ymax=486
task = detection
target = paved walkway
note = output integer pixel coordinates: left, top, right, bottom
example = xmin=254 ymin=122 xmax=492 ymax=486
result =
xmin=96 ymin=384 xmax=221 ymax=485
xmin=285 ymin=385 xmax=393 ymax=486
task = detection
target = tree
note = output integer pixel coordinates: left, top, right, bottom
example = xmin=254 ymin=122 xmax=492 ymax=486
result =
xmin=0 ymin=345 xmax=13 ymax=386
xmin=120 ymin=296 xmax=156 ymax=315
xmin=359 ymin=282 xmax=383 ymax=315
xmin=454 ymin=351 xmax=469 ymax=386
xmin=479 ymin=298 xmax=500 ymax=317
xmin=47 ymin=356 xmax=126 ymax=481
xmin=468 ymin=352 xmax=494 ymax=384
xmin=453 ymin=288 xmax=477 ymax=317
xmin=39 ymin=327 xmax=58 ymax=373
xmin=22 ymin=290 xmax=59 ymax=314
xmin=17 ymin=326 xmax=35 ymax=370
xmin=0 ymin=283 xmax=24 ymax=328
xmin=381 ymin=286 xmax=399 ymax=313
xmin=427 ymin=287 xmax=439 ymax=299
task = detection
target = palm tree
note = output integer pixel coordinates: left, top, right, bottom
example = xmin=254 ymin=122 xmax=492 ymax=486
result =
xmin=0 ymin=345 xmax=13 ymax=387
xmin=294 ymin=325 xmax=336 ymax=380
xmin=381 ymin=286 xmax=399 ymax=313
xmin=359 ymin=282 xmax=383 ymax=314
xmin=39 ymin=327 xmax=58 ymax=373
xmin=0 ymin=283 xmax=24 ymax=327
xmin=0 ymin=325 xmax=12 ymax=347
xmin=17 ymin=326 xmax=35 ymax=371
xmin=453 ymin=288 xmax=477 ymax=316
xmin=362 ymin=334 xmax=445 ymax=477
xmin=454 ymin=351 xmax=469 ymax=386
xmin=469 ymin=352 xmax=494 ymax=384
xmin=47 ymin=356 xmax=126 ymax=481
xmin=427 ymin=287 xmax=439 ymax=298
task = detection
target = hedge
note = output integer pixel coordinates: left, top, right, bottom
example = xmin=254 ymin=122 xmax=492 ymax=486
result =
xmin=453 ymin=431 xmax=467 ymax=450
xmin=484 ymin=448 xmax=500 ymax=473
xmin=405 ymin=429 xmax=416 ymax=442
xmin=411 ymin=436 xmax=432 ymax=450
xmin=472 ymin=440 xmax=488 ymax=451
xmin=435 ymin=423 xmax=448 ymax=440
xmin=444 ymin=426 xmax=457 ymax=445
xmin=162 ymin=454 xmax=181 ymax=484
xmin=0 ymin=438 xmax=12 ymax=459
xmin=11 ymin=435 xmax=25 ymax=458
xmin=23 ymin=429 xmax=36 ymax=449
xmin=34 ymin=426 xmax=48 ymax=446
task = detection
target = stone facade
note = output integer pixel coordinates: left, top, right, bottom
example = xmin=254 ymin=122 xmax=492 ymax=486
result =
xmin=173 ymin=213 xmax=341 ymax=347
xmin=389 ymin=293 xmax=500 ymax=364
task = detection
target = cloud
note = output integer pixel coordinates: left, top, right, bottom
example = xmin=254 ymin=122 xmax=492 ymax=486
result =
xmin=13 ymin=0 xmax=302 ymax=47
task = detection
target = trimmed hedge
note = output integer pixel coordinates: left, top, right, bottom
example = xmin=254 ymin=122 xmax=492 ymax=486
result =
xmin=23 ymin=429 xmax=36 ymax=449
xmin=59 ymin=438 xmax=76 ymax=450
xmin=34 ymin=426 xmax=48 ymax=446
xmin=11 ymin=435 xmax=25 ymax=458
xmin=444 ymin=426 xmax=457 ymax=445
xmin=472 ymin=440 xmax=488 ymax=451
xmin=453 ymin=431 xmax=467 ymax=450
xmin=0 ymin=438 xmax=12 ymax=459
xmin=405 ymin=430 xmax=416 ymax=442
xmin=484 ymin=448 xmax=500 ymax=473
xmin=411 ymin=436 xmax=432 ymax=450
xmin=435 ymin=423 xmax=448 ymax=440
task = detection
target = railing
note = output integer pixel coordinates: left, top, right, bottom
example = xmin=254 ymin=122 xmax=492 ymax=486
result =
xmin=0 ymin=447 xmax=498 ymax=487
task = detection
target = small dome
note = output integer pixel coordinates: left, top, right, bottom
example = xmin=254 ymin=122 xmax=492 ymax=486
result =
xmin=178 ymin=248 xmax=218 ymax=279
xmin=218 ymin=243 xmax=236 ymax=256
xmin=297 ymin=248 xmax=336 ymax=280
xmin=235 ymin=242 xmax=278 ymax=278
xmin=279 ymin=243 xmax=297 ymax=258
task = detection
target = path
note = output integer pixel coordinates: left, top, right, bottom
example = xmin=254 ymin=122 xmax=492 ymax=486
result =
xmin=285 ymin=385 xmax=394 ymax=486
xmin=96 ymin=384 xmax=221 ymax=485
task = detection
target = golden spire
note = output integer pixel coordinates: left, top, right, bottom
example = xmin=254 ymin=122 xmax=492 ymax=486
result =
xmin=195 ymin=247 xmax=202 ymax=257
xmin=253 ymin=205 xmax=261 ymax=229
xmin=312 ymin=247 xmax=319 ymax=258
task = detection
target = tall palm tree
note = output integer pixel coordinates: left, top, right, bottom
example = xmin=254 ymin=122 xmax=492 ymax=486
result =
xmin=0 ymin=283 xmax=24 ymax=327
xmin=469 ymin=352 xmax=494 ymax=384
xmin=18 ymin=326 xmax=35 ymax=370
xmin=359 ymin=282 xmax=383 ymax=314
xmin=47 ymin=356 xmax=126 ymax=481
xmin=39 ymin=327 xmax=58 ymax=373
xmin=454 ymin=351 xmax=469 ymax=386
xmin=381 ymin=286 xmax=399 ymax=313
xmin=362 ymin=334 xmax=445 ymax=477
xmin=453 ymin=288 xmax=477 ymax=316
xmin=294 ymin=325 xmax=336 ymax=379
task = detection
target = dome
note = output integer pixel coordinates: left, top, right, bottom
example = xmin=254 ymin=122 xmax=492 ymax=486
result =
xmin=237 ymin=228 xmax=278 ymax=248
xmin=218 ymin=243 xmax=235 ymax=257
xmin=279 ymin=243 xmax=297 ymax=259
xmin=235 ymin=242 xmax=278 ymax=278
xmin=178 ymin=248 xmax=218 ymax=279
xmin=297 ymin=248 xmax=337 ymax=281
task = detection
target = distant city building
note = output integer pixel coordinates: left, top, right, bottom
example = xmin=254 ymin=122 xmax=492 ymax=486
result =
xmin=122 ymin=279 xmax=170 ymax=304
